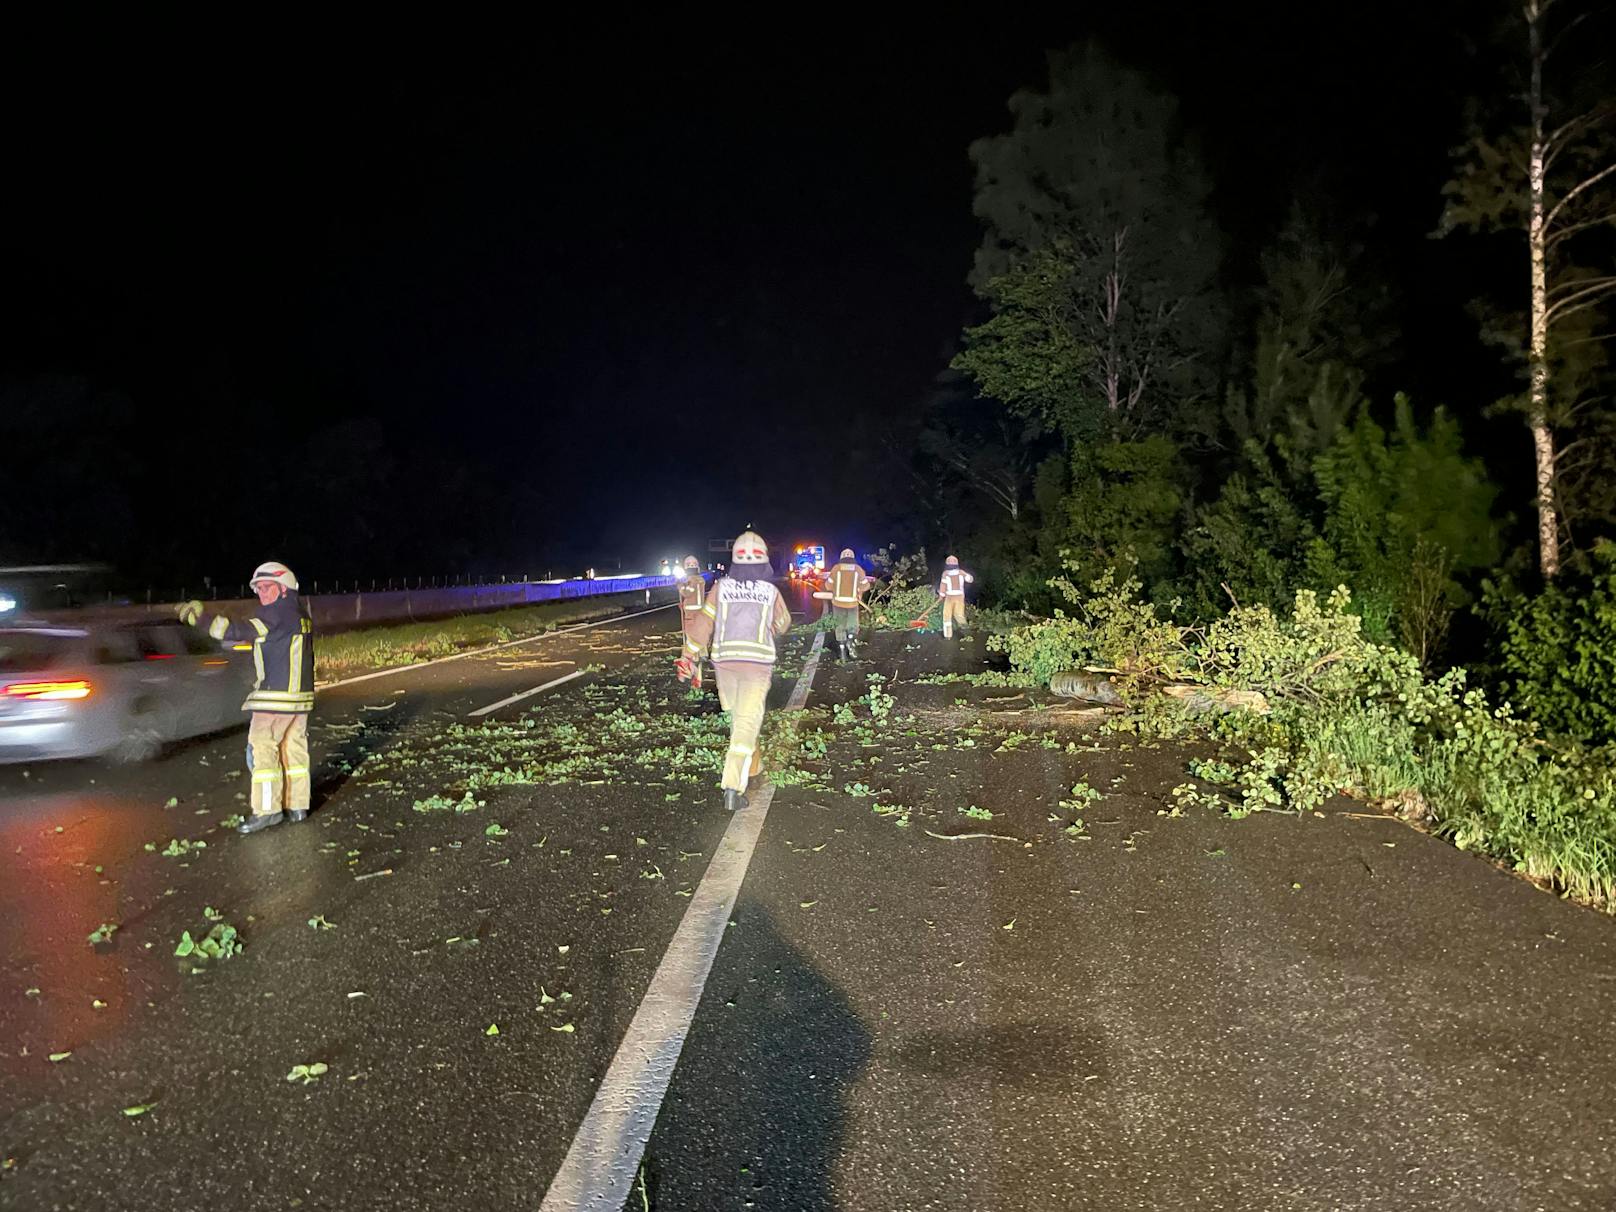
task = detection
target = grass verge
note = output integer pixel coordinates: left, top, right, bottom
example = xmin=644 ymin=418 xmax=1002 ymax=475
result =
xmin=315 ymin=593 xmax=667 ymax=682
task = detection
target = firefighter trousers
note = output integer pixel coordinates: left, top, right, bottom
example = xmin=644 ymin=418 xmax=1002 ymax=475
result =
xmin=248 ymin=712 xmax=311 ymax=816
xmin=942 ymin=597 xmax=967 ymax=638
xmin=714 ymin=661 xmax=771 ymax=793
xmin=680 ymin=620 xmax=705 ymax=688
xmin=830 ymin=605 xmax=859 ymax=643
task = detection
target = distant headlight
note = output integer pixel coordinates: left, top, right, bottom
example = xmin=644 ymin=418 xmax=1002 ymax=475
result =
xmin=0 ymin=594 xmax=15 ymax=614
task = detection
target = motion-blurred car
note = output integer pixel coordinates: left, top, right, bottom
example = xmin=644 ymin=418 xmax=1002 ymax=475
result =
xmin=0 ymin=618 xmax=251 ymax=764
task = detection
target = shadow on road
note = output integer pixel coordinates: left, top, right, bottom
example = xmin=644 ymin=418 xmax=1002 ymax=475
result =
xmin=637 ymin=904 xmax=870 ymax=1211
xmin=308 ymin=696 xmax=426 ymax=811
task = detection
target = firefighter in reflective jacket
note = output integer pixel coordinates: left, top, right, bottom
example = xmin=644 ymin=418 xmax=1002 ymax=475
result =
xmin=677 ymin=531 xmax=793 ymax=812
xmin=823 ymin=547 xmax=870 ymax=662
xmin=177 ymin=561 xmax=315 ymax=834
xmin=676 ymin=554 xmax=708 ymax=690
xmin=938 ymin=554 xmax=974 ymax=639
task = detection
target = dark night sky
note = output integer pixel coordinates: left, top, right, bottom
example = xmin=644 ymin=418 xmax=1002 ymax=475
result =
xmin=0 ymin=4 xmax=1495 ymax=579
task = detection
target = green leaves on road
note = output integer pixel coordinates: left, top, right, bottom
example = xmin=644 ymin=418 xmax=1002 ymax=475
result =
xmin=175 ymin=922 xmax=242 ymax=961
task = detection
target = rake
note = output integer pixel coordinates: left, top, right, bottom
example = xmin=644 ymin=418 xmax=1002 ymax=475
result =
xmin=906 ymin=598 xmax=942 ymax=630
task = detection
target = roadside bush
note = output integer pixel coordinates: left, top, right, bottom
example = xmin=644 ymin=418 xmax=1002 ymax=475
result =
xmin=1305 ymin=397 xmax=1498 ymax=660
xmin=1485 ymin=543 xmax=1616 ymax=744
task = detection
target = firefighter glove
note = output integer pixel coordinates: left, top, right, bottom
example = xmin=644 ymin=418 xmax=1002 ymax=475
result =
xmin=176 ymin=600 xmax=204 ymax=626
xmin=675 ymin=655 xmax=695 ymax=684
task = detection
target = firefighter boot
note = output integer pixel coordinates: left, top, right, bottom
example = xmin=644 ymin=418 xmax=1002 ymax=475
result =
xmin=238 ymin=811 xmax=285 ymax=835
xmin=287 ymin=809 xmax=308 ymax=823
xmin=724 ymin=789 xmax=747 ymax=812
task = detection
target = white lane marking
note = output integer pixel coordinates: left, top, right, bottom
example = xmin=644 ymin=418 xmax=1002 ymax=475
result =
xmin=467 ymin=668 xmax=586 ymax=718
xmin=539 ymin=630 xmax=826 ymax=1211
xmin=316 ymin=603 xmax=675 ymax=691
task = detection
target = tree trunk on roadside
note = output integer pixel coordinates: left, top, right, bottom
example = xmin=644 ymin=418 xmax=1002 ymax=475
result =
xmin=1527 ymin=0 xmax=1561 ymax=578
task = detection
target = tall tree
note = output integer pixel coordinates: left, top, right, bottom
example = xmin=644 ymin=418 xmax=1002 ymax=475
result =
xmin=1221 ymin=203 xmax=1394 ymax=451
xmin=954 ymin=44 xmax=1223 ymax=443
xmin=1441 ymin=0 xmax=1616 ymax=578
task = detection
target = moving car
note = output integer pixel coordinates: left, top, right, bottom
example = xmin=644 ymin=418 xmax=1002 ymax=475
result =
xmin=0 ymin=618 xmax=251 ymax=764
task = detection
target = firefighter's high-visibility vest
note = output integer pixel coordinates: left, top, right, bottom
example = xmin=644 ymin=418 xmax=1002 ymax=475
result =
xmin=679 ymin=576 xmax=706 ymax=616
xmin=829 ymin=562 xmax=866 ymax=608
xmin=709 ymin=578 xmax=787 ymax=664
xmin=940 ymin=568 xmax=973 ymax=598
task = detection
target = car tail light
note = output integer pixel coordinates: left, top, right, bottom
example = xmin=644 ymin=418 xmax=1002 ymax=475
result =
xmin=4 ymin=679 xmax=92 ymax=700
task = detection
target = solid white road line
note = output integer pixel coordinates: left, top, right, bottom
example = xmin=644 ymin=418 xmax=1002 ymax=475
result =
xmin=538 ymin=629 xmax=827 ymax=1212
xmin=467 ymin=668 xmax=587 ymax=718
xmin=316 ymin=602 xmax=676 ymax=691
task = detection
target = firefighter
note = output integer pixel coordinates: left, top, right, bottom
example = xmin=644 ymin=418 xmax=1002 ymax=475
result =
xmin=938 ymin=554 xmax=975 ymax=640
xmin=675 ymin=554 xmax=708 ymax=690
xmin=824 ymin=547 xmax=870 ymax=662
xmin=177 ymin=561 xmax=315 ymax=834
xmin=677 ymin=531 xmax=793 ymax=812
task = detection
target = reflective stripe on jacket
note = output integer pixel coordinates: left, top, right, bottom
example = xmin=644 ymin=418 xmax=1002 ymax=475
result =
xmin=828 ymin=562 xmax=867 ymax=609
xmin=197 ymin=594 xmax=316 ymax=713
xmin=939 ymin=569 xmax=974 ymax=598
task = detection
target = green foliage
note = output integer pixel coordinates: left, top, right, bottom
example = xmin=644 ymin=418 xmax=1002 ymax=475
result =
xmin=951 ymin=246 xmax=1097 ymax=441
xmin=964 ymin=44 xmax=1223 ymax=436
xmin=1045 ymin=439 xmax=1184 ymax=595
xmin=1306 ymin=396 xmax=1499 ymax=655
xmin=1486 ymin=544 xmax=1616 ymax=743
xmin=1061 ymin=780 xmax=1103 ymax=811
xmin=989 ymin=565 xmax=1188 ymax=687
xmin=1182 ymin=438 xmax=1317 ymax=617
xmin=1021 ymin=564 xmax=1616 ymax=908
xmin=175 ymin=921 xmax=242 ymax=961
xmin=861 ymin=675 xmax=895 ymax=722
xmin=867 ymin=551 xmax=940 ymax=630
xmin=1185 ymin=395 xmax=1498 ymax=667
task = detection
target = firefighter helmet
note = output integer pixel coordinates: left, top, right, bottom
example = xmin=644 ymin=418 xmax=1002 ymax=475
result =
xmin=250 ymin=562 xmax=299 ymax=592
xmin=945 ymin=555 xmax=960 ymax=567
xmin=683 ymin=554 xmax=701 ymax=570
xmin=731 ymin=531 xmax=770 ymax=565
xmin=840 ymin=548 xmax=855 ymax=561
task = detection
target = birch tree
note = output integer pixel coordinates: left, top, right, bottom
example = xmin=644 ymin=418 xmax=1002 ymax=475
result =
xmin=1441 ymin=0 xmax=1616 ymax=578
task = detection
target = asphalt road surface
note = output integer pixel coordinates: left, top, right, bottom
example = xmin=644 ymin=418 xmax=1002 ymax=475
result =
xmin=4 ymin=588 xmax=1616 ymax=1211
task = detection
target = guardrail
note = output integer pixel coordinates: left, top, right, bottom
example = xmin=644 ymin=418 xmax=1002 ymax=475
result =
xmin=30 ymin=575 xmax=696 ymax=634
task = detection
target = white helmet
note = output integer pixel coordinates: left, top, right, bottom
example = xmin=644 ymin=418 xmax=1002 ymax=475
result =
xmin=840 ymin=548 xmax=855 ymax=561
xmin=945 ymin=555 xmax=960 ymax=567
xmin=731 ymin=531 xmax=770 ymax=565
xmin=250 ymin=561 xmax=299 ymax=592
xmin=683 ymin=554 xmax=701 ymax=570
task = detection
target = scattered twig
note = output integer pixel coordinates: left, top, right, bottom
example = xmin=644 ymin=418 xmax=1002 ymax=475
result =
xmin=923 ymin=829 xmax=1023 ymax=843
xmin=353 ymin=868 xmax=394 ymax=882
